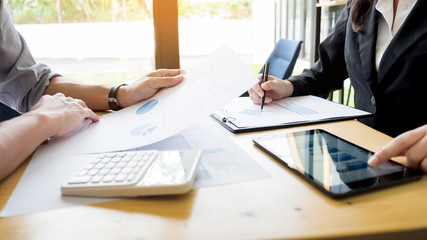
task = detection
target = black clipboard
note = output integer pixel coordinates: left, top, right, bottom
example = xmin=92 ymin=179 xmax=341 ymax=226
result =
xmin=210 ymin=112 xmax=373 ymax=133
xmin=210 ymin=96 xmax=374 ymax=133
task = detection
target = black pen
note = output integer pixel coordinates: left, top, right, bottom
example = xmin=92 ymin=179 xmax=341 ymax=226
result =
xmin=260 ymin=62 xmax=269 ymax=111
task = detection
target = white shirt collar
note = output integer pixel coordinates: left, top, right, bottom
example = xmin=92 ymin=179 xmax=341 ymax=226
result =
xmin=375 ymin=0 xmax=417 ymax=36
xmin=375 ymin=0 xmax=417 ymax=70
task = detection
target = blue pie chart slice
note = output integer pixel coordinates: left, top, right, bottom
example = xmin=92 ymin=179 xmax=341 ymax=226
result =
xmin=130 ymin=123 xmax=157 ymax=136
xmin=136 ymin=99 xmax=158 ymax=115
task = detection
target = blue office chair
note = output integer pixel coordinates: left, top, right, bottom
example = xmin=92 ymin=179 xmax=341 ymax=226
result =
xmin=241 ymin=38 xmax=303 ymax=97
xmin=260 ymin=38 xmax=303 ymax=79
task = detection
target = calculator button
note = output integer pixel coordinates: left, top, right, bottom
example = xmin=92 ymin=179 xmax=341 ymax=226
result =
xmin=121 ymin=167 xmax=132 ymax=174
xmin=105 ymin=163 xmax=116 ymax=169
xmin=103 ymin=175 xmax=115 ymax=182
xmin=64 ymin=150 xmax=158 ymax=189
xmin=68 ymin=176 xmax=92 ymax=184
xmin=126 ymin=161 xmax=138 ymax=168
xmin=116 ymin=162 xmax=127 ymax=168
xmin=98 ymin=169 xmax=110 ymax=175
xmin=87 ymin=169 xmax=99 ymax=176
xmin=116 ymin=152 xmax=126 ymax=157
xmin=115 ymin=174 xmax=127 ymax=182
xmin=91 ymin=175 xmax=103 ymax=183
xmin=76 ymin=169 xmax=88 ymax=176
xmin=110 ymin=168 xmax=121 ymax=175
xmin=94 ymin=163 xmax=106 ymax=169
xmin=110 ymin=157 xmax=121 ymax=163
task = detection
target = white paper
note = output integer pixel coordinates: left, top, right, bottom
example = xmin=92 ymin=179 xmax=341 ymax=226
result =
xmin=134 ymin=117 xmax=270 ymax=188
xmin=0 ymin=117 xmax=270 ymax=217
xmin=0 ymin=46 xmax=263 ymax=217
xmin=215 ymin=95 xmax=371 ymax=128
xmin=58 ymin=44 xmax=258 ymax=154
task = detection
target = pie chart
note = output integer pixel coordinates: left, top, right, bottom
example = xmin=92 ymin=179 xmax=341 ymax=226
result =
xmin=136 ymin=99 xmax=158 ymax=115
xmin=130 ymin=123 xmax=157 ymax=136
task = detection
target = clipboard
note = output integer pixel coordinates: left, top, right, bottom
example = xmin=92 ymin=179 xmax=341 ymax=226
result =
xmin=211 ymin=96 xmax=374 ymax=133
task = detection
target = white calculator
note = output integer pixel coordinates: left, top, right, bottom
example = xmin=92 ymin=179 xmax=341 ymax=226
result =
xmin=61 ymin=149 xmax=202 ymax=197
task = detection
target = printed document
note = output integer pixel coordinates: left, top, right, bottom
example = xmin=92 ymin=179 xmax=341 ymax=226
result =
xmin=0 ymin=117 xmax=270 ymax=217
xmin=214 ymin=95 xmax=372 ymax=130
xmin=60 ymin=44 xmax=258 ymax=154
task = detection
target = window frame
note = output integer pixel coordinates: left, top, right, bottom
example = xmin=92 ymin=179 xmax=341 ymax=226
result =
xmin=153 ymin=0 xmax=180 ymax=69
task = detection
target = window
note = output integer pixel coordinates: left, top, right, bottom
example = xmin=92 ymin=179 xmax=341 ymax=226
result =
xmin=10 ymin=0 xmax=335 ymax=85
xmin=177 ymin=0 xmax=276 ymax=74
xmin=10 ymin=0 xmax=155 ymax=85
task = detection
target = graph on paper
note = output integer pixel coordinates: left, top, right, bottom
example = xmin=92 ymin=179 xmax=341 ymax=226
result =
xmin=136 ymin=99 xmax=158 ymax=115
xmin=240 ymin=109 xmax=263 ymax=116
xmin=131 ymin=117 xmax=271 ymax=188
xmin=213 ymin=95 xmax=372 ymax=129
xmin=273 ymin=101 xmax=318 ymax=116
xmin=130 ymin=123 xmax=157 ymax=136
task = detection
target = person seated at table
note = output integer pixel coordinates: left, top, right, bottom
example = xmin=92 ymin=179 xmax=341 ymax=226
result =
xmin=248 ymin=0 xmax=427 ymax=173
xmin=0 ymin=1 xmax=185 ymax=181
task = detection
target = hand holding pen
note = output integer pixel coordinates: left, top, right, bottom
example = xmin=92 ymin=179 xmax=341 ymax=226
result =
xmin=260 ymin=62 xmax=270 ymax=111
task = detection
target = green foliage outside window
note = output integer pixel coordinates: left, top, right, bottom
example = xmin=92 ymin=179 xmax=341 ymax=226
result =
xmin=6 ymin=0 xmax=251 ymax=24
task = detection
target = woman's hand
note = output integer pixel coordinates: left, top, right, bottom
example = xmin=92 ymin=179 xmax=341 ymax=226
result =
xmin=248 ymin=74 xmax=294 ymax=105
xmin=368 ymin=124 xmax=427 ymax=174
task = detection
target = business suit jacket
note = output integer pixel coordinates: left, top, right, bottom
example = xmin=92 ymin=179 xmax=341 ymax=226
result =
xmin=289 ymin=0 xmax=427 ymax=137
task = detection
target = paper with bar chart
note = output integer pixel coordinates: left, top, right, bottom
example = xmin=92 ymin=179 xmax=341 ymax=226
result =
xmin=212 ymin=95 xmax=372 ymax=132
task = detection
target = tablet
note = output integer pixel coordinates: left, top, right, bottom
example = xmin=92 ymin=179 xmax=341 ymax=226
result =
xmin=253 ymin=129 xmax=423 ymax=199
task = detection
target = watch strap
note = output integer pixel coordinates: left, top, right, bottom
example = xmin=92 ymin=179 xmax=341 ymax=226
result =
xmin=108 ymin=83 xmax=127 ymax=110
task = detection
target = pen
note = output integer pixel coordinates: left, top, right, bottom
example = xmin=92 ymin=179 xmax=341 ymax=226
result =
xmin=260 ymin=62 xmax=269 ymax=111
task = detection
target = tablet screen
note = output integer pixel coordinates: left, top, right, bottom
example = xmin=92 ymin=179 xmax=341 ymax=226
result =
xmin=253 ymin=129 xmax=422 ymax=198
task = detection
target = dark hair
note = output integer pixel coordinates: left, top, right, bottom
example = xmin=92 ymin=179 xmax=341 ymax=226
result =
xmin=350 ymin=0 xmax=373 ymax=32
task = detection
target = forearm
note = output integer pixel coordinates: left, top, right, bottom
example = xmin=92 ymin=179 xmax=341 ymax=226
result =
xmin=44 ymin=76 xmax=111 ymax=110
xmin=44 ymin=69 xmax=185 ymax=111
xmin=0 ymin=114 xmax=53 ymax=181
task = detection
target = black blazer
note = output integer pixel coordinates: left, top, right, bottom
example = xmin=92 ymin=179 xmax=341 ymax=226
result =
xmin=289 ymin=0 xmax=427 ymax=137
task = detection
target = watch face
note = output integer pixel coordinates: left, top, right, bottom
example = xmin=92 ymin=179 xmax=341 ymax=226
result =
xmin=108 ymin=97 xmax=120 ymax=110
xmin=108 ymin=84 xmax=127 ymax=110
xmin=108 ymin=98 xmax=118 ymax=103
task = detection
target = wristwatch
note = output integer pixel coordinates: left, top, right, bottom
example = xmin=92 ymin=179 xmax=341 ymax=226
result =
xmin=108 ymin=83 xmax=128 ymax=110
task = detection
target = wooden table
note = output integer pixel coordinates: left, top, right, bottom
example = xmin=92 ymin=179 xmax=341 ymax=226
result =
xmin=1 ymin=120 xmax=426 ymax=239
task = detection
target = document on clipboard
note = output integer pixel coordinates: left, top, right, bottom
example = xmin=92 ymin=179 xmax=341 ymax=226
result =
xmin=211 ymin=95 xmax=373 ymax=133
